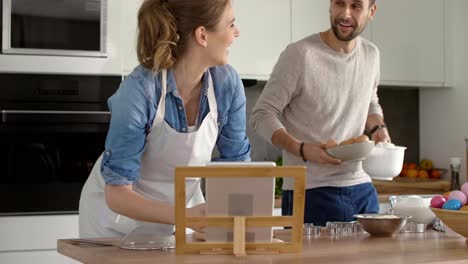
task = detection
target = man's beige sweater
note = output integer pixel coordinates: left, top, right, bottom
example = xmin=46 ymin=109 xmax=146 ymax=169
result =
xmin=251 ymin=33 xmax=384 ymax=190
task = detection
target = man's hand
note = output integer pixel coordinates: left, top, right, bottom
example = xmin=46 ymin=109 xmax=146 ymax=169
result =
xmin=303 ymin=142 xmax=342 ymax=164
xmin=372 ymin=127 xmax=391 ymax=143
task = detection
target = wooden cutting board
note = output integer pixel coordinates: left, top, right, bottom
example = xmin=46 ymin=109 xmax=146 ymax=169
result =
xmin=372 ymin=177 xmax=450 ymax=195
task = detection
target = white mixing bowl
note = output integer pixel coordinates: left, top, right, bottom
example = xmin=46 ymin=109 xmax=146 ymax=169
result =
xmin=362 ymin=143 xmax=407 ymax=180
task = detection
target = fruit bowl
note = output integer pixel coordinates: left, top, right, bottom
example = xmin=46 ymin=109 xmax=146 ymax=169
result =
xmin=430 ymin=208 xmax=468 ymax=238
xmin=326 ymin=141 xmax=375 ymax=162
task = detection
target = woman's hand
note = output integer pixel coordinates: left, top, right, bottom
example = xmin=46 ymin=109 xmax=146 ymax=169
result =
xmin=186 ymin=203 xmax=206 ymax=233
xmin=303 ymin=142 xmax=342 ymax=164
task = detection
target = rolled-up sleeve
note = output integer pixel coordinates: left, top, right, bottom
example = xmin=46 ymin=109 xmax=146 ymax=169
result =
xmin=101 ymin=75 xmax=152 ymax=185
xmin=250 ymin=45 xmax=302 ymax=144
xmin=368 ymin=48 xmax=383 ymax=117
xmin=214 ymin=68 xmax=251 ymax=162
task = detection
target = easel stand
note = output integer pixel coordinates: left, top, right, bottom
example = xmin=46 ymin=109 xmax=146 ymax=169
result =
xmin=174 ymin=166 xmax=306 ymax=257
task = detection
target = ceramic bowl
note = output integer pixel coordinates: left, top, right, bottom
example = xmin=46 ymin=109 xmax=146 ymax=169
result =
xmin=362 ymin=143 xmax=407 ymax=180
xmin=430 ymin=208 xmax=468 ymax=238
xmin=354 ymin=213 xmax=411 ymax=237
xmin=392 ymin=195 xmax=436 ymax=225
xmin=326 ymin=141 xmax=375 ymax=162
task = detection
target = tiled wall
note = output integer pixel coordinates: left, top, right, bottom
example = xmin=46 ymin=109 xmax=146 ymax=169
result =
xmin=244 ymin=82 xmax=420 ymax=163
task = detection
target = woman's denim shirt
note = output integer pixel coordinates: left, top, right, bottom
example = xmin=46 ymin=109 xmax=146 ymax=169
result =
xmin=101 ymin=65 xmax=251 ymax=185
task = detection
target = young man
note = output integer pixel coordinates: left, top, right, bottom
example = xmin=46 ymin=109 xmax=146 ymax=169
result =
xmin=250 ymin=0 xmax=390 ymax=226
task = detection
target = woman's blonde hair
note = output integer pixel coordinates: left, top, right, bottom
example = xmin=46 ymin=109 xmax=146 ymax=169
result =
xmin=137 ymin=0 xmax=230 ymax=72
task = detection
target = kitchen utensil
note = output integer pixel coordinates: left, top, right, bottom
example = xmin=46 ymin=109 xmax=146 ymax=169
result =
xmin=430 ymin=207 xmax=468 ymax=238
xmin=326 ymin=141 xmax=375 ymax=162
xmin=353 ymin=214 xmax=411 ymax=237
xmin=303 ymin=223 xmax=320 ymax=236
xmin=325 ymin=221 xmax=362 ymax=237
xmin=400 ymin=222 xmax=427 ymax=233
xmin=362 ymin=143 xmax=406 ymax=180
xmin=119 ymin=225 xmax=176 ymax=251
xmin=68 ymin=238 xmax=114 ymax=246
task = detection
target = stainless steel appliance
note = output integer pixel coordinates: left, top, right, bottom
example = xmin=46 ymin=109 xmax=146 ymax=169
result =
xmin=0 ymin=73 xmax=120 ymax=215
xmin=2 ymin=0 xmax=107 ymax=57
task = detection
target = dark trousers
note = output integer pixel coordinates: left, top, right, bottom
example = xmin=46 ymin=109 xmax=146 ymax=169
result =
xmin=282 ymin=182 xmax=379 ymax=226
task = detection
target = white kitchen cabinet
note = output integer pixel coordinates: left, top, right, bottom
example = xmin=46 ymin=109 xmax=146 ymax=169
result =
xmin=292 ymin=0 xmax=330 ymax=42
xmin=371 ymin=0 xmax=450 ymax=87
xmin=292 ymin=0 xmax=372 ymax=43
xmin=229 ymin=0 xmax=291 ymax=80
xmin=0 ymin=215 xmax=79 ymax=264
xmin=121 ymin=0 xmax=145 ymax=76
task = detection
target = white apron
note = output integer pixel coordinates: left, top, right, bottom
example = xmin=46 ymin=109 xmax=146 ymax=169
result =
xmin=79 ymin=69 xmax=218 ymax=238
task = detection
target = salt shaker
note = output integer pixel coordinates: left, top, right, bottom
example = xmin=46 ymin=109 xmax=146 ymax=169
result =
xmin=450 ymin=157 xmax=461 ymax=191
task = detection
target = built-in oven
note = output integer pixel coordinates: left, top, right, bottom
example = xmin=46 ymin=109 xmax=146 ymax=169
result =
xmin=2 ymin=0 xmax=108 ymax=57
xmin=0 ymin=73 xmax=120 ymax=215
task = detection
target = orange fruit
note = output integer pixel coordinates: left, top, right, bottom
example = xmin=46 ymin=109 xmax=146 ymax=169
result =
xmin=400 ymin=168 xmax=408 ymax=177
xmin=406 ymin=169 xmax=418 ymax=178
xmin=407 ymin=163 xmax=418 ymax=170
xmin=402 ymin=163 xmax=409 ymax=170
xmin=418 ymin=170 xmax=429 ymax=179
xmin=430 ymin=170 xmax=442 ymax=179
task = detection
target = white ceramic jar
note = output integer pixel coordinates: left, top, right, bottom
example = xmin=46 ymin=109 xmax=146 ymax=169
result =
xmin=392 ymin=195 xmax=436 ymax=225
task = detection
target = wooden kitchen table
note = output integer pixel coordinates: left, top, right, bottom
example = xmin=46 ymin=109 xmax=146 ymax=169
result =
xmin=58 ymin=230 xmax=468 ymax=264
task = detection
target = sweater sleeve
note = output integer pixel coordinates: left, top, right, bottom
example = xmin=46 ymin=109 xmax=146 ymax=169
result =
xmin=368 ymin=47 xmax=384 ymax=117
xmin=250 ymin=44 xmax=303 ymax=144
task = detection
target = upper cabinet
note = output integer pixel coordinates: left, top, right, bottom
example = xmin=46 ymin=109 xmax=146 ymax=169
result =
xmin=371 ymin=0 xmax=450 ymax=87
xmin=292 ymin=0 xmax=331 ymax=42
xmin=229 ymin=0 xmax=291 ymax=80
xmin=121 ymin=0 xmax=145 ymax=76
xmin=118 ymin=0 xmax=450 ymax=87
xmin=237 ymin=0 xmax=449 ymax=87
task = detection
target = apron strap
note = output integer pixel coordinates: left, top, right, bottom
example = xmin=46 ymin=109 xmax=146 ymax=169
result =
xmin=205 ymin=71 xmax=218 ymax=120
xmin=153 ymin=69 xmax=167 ymax=128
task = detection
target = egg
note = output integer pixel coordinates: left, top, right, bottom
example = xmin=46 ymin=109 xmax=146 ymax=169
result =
xmin=461 ymin=182 xmax=468 ymax=197
xmin=325 ymin=140 xmax=338 ymax=149
xmin=430 ymin=195 xmax=447 ymax=208
xmin=354 ymin=135 xmax=369 ymax=143
xmin=442 ymin=191 xmax=451 ymax=201
xmin=442 ymin=199 xmax=462 ymax=210
xmin=448 ymin=190 xmax=468 ymax=206
xmin=340 ymin=138 xmax=355 ymax=146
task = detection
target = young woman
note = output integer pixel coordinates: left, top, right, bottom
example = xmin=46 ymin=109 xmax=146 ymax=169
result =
xmin=79 ymin=0 xmax=250 ymax=238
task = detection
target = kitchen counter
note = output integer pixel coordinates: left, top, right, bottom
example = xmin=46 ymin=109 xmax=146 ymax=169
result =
xmin=373 ymin=178 xmax=450 ymax=196
xmin=58 ymin=230 xmax=468 ymax=263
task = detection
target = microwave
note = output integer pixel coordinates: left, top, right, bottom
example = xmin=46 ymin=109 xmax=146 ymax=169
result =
xmin=2 ymin=0 xmax=107 ymax=57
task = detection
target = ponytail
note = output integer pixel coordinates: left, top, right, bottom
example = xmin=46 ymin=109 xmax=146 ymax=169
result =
xmin=136 ymin=0 xmax=230 ymax=73
xmin=137 ymin=0 xmax=178 ymax=72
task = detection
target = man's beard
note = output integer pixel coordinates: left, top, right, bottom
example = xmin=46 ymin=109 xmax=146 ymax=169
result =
xmin=331 ymin=20 xmax=366 ymax=41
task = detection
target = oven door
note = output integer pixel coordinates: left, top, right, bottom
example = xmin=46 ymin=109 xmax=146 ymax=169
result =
xmin=0 ymin=110 xmax=110 ymax=215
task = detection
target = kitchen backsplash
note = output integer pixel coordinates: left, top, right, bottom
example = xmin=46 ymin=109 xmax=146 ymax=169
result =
xmin=243 ymin=82 xmax=419 ymax=164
